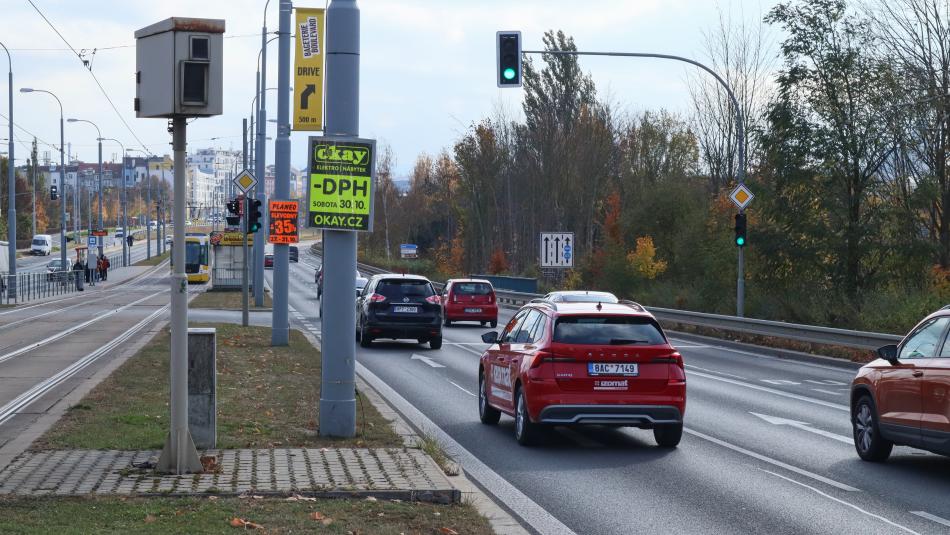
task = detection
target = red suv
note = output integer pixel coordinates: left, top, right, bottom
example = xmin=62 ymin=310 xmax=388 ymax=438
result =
xmin=851 ymin=308 xmax=950 ymax=461
xmin=477 ymin=299 xmax=686 ymax=446
xmin=442 ymin=279 xmax=498 ymax=327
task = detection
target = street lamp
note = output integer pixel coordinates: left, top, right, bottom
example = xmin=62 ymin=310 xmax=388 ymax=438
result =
xmin=127 ymin=148 xmax=154 ymax=260
xmin=20 ymin=87 xmax=67 ymax=269
xmin=0 ymin=42 xmax=14 ymax=298
xmin=100 ymin=137 xmax=127 ymax=266
xmin=67 ymin=118 xmax=104 ymax=258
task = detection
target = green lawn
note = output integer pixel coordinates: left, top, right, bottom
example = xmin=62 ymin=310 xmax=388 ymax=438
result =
xmin=33 ymin=324 xmax=401 ymax=450
xmin=190 ymin=290 xmax=272 ymax=309
xmin=133 ymin=251 xmax=170 ymax=266
xmin=0 ymin=496 xmax=492 ymax=535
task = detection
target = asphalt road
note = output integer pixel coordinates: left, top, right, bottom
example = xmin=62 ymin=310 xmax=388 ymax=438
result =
xmin=15 ymin=236 xmax=164 ymax=274
xmin=271 ymin=247 xmax=950 ymax=535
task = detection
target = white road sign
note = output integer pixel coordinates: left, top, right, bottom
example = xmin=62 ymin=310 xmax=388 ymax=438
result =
xmin=233 ymin=170 xmax=258 ymax=194
xmin=540 ymin=232 xmax=574 ymax=268
xmin=729 ymin=184 xmax=754 ymax=210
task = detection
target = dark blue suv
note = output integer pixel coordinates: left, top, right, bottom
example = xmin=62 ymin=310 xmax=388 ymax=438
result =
xmin=356 ymin=274 xmax=443 ymax=349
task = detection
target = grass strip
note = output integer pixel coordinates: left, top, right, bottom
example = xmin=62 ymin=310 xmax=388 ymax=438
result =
xmin=190 ymin=290 xmax=273 ymax=309
xmin=33 ymin=323 xmax=401 ymax=450
xmin=133 ymin=251 xmax=170 ymax=267
xmin=0 ymin=496 xmax=492 ymax=535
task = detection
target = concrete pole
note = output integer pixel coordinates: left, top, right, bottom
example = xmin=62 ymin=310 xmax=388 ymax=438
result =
xmin=97 ymin=138 xmax=103 ymax=257
xmin=254 ymin=11 xmax=269 ymax=308
xmin=121 ymin=151 xmax=127 ymax=266
xmin=320 ymin=0 xmax=360 ymax=437
xmin=1 ymin=43 xmax=15 ymax=298
xmin=242 ymin=118 xmax=249 ymax=328
xmin=31 ymin=145 xmax=36 ymax=238
xmin=157 ymin=116 xmax=202 ymax=475
xmin=271 ymin=0 xmax=292 ymax=346
xmin=147 ymin=159 xmax=152 ymax=260
xmin=58 ymin=111 xmax=66 ymax=269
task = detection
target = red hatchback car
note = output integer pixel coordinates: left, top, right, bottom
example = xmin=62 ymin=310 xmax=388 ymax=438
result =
xmin=478 ymin=299 xmax=686 ymax=446
xmin=851 ymin=307 xmax=950 ymax=461
xmin=442 ymin=279 xmax=498 ymax=328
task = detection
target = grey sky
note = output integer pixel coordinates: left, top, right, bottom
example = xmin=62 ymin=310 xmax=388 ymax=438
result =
xmin=1 ymin=0 xmax=780 ymax=176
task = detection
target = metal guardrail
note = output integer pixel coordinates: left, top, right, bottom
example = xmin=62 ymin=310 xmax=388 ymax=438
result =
xmin=311 ymin=245 xmax=905 ymax=351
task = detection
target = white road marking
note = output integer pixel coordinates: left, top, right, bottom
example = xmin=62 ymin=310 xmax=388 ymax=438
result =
xmin=687 ymin=370 xmax=849 ymax=412
xmin=411 ymin=354 xmax=445 ymax=368
xmin=910 ymin=511 xmax=950 ymax=529
xmin=0 ymin=290 xmax=165 ymax=365
xmin=758 ymin=469 xmax=917 ymax=533
xmin=685 ymin=364 xmax=746 ymax=380
xmin=749 ymin=412 xmax=853 ymax=444
xmin=685 ymin=428 xmax=859 ymax=492
xmin=668 ymin=336 xmax=859 ymax=375
xmin=447 ymin=343 xmax=483 ymax=357
xmin=447 ymin=380 xmax=476 ymax=397
xmin=804 ymin=379 xmax=848 ymax=386
xmin=356 ymin=362 xmax=576 ymax=535
xmin=812 ymin=388 xmax=846 ymax=396
xmin=761 ymin=379 xmax=801 ymax=385
xmin=672 ymin=344 xmax=709 ymax=349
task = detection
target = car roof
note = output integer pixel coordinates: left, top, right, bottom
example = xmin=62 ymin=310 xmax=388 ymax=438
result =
xmin=524 ymin=300 xmax=653 ymax=318
xmin=372 ymin=273 xmax=431 ymax=281
xmin=446 ymin=278 xmax=493 ymax=285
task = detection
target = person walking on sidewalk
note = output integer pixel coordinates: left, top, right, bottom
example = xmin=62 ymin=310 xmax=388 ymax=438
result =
xmin=72 ymin=257 xmax=84 ymax=292
xmin=101 ymin=255 xmax=110 ymax=281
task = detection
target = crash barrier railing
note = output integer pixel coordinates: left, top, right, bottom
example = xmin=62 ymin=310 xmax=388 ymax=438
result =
xmin=0 ymin=252 xmax=124 ymax=305
xmin=308 ymin=248 xmax=904 ymax=352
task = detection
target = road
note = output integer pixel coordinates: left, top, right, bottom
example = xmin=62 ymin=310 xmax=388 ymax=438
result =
xmin=15 ymin=235 xmax=164 ymax=274
xmin=0 ymin=260 xmax=172 ymax=461
xmin=269 ymin=246 xmax=950 ymax=535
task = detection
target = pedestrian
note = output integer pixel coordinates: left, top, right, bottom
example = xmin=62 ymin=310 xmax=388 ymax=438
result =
xmin=73 ymin=257 xmax=84 ymax=291
xmin=102 ymin=255 xmax=110 ymax=281
xmin=96 ymin=255 xmax=104 ymax=282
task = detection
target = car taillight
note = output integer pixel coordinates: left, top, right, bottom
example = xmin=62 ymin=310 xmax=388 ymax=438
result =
xmin=369 ymin=293 xmax=387 ymax=303
xmin=529 ymin=350 xmax=555 ymax=369
xmin=425 ymin=295 xmax=441 ymax=305
xmin=489 ymin=293 xmax=495 ymax=303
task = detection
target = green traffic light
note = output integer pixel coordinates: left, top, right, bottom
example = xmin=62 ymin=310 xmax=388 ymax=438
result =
xmin=503 ymin=67 xmax=516 ymax=80
xmin=736 ymin=237 xmax=745 ymax=246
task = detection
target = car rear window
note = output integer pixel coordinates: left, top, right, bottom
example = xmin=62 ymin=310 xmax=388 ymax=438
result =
xmin=553 ymin=316 xmax=666 ymax=345
xmin=32 ymin=239 xmax=46 ymax=245
xmin=453 ymin=282 xmax=492 ymax=295
xmin=377 ymin=279 xmax=434 ymax=299
xmin=557 ymin=293 xmax=618 ymax=303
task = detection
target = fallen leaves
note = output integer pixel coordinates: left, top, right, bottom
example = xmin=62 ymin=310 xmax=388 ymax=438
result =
xmin=439 ymin=529 xmax=459 ymax=535
xmin=309 ymin=511 xmax=334 ymax=526
xmin=229 ymin=517 xmax=265 ymax=530
xmin=200 ymin=455 xmax=219 ymax=473
xmin=144 ymin=514 xmax=157 ymax=524
xmin=284 ymin=494 xmax=317 ymax=502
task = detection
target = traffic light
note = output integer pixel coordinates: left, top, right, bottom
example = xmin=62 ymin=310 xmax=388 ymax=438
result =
xmin=496 ymin=31 xmax=522 ymax=88
xmin=246 ymin=199 xmax=262 ymax=234
xmin=734 ymin=213 xmax=747 ymax=247
xmin=225 ymin=198 xmax=241 ymax=226
xmin=50 ymin=185 xmax=58 ymax=200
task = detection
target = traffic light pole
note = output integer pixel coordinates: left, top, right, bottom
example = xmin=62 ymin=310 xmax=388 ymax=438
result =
xmin=242 ymin=118 xmax=249 ymax=328
xmin=520 ymin=48 xmax=747 ymax=316
xmin=320 ymin=0 xmax=360 ymax=438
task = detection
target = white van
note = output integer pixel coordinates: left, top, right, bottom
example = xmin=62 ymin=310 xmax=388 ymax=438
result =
xmin=30 ymin=234 xmax=53 ymax=256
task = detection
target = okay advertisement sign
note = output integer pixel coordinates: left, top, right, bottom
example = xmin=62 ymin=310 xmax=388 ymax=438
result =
xmin=306 ymin=136 xmax=376 ymax=232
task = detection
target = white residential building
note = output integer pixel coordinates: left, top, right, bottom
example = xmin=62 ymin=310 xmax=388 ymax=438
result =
xmin=187 ymin=148 xmax=241 ymax=218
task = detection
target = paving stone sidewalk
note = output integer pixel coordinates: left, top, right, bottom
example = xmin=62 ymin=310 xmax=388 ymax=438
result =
xmin=0 ymin=448 xmax=458 ymax=503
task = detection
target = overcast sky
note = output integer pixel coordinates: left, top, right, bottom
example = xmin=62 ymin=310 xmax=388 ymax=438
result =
xmin=1 ymin=0 xmax=780 ymax=177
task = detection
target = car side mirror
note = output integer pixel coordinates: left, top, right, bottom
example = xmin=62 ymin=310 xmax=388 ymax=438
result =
xmin=481 ymin=331 xmax=499 ymax=344
xmin=877 ymin=344 xmax=899 ymax=365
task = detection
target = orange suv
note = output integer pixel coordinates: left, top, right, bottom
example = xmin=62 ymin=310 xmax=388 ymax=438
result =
xmin=851 ymin=308 xmax=950 ymax=461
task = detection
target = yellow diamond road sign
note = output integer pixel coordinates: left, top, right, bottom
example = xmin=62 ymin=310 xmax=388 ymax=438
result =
xmin=233 ymin=170 xmax=257 ymax=193
xmin=730 ymin=184 xmax=754 ymax=210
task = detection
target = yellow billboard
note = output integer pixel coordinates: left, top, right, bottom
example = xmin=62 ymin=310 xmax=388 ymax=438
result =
xmin=293 ymin=8 xmax=325 ymax=131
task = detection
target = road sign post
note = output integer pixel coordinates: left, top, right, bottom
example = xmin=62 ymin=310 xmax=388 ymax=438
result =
xmin=729 ymin=184 xmax=753 ymax=317
xmin=232 ymin=169 xmax=257 ymax=329
xmin=320 ymin=0 xmax=361 ymax=438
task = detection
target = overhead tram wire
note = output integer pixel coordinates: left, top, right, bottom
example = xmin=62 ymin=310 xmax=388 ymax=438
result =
xmin=5 ymin=33 xmax=261 ymax=52
xmin=26 ymin=0 xmax=148 ymax=155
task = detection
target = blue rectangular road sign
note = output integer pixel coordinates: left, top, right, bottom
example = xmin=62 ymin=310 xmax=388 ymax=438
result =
xmin=88 ymin=236 xmax=98 ymax=247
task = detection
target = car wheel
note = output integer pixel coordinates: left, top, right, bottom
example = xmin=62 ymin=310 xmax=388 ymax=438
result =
xmin=430 ymin=337 xmax=443 ymax=350
xmin=514 ymin=387 xmax=539 ymax=446
xmin=479 ymin=372 xmax=501 ymax=425
xmin=490 ymin=319 xmax=497 ymax=328
xmin=358 ymin=319 xmax=373 ymax=348
xmin=653 ymin=422 xmax=683 ymax=447
xmin=853 ymin=396 xmax=893 ymax=462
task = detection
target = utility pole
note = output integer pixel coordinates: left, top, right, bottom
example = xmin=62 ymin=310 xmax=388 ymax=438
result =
xmin=320 ymin=0 xmax=360 ymax=437
xmin=242 ymin=118 xmax=249 ymax=328
xmin=2 ymin=43 xmax=15 ymax=299
xmin=21 ymin=88 xmax=66 ymax=271
xmin=272 ymin=0 xmax=291 ymax=345
xmin=31 ymin=139 xmax=37 ymax=238
xmin=255 ymin=1 xmax=271 ymax=308
xmin=66 ymin=118 xmax=104 ymax=258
